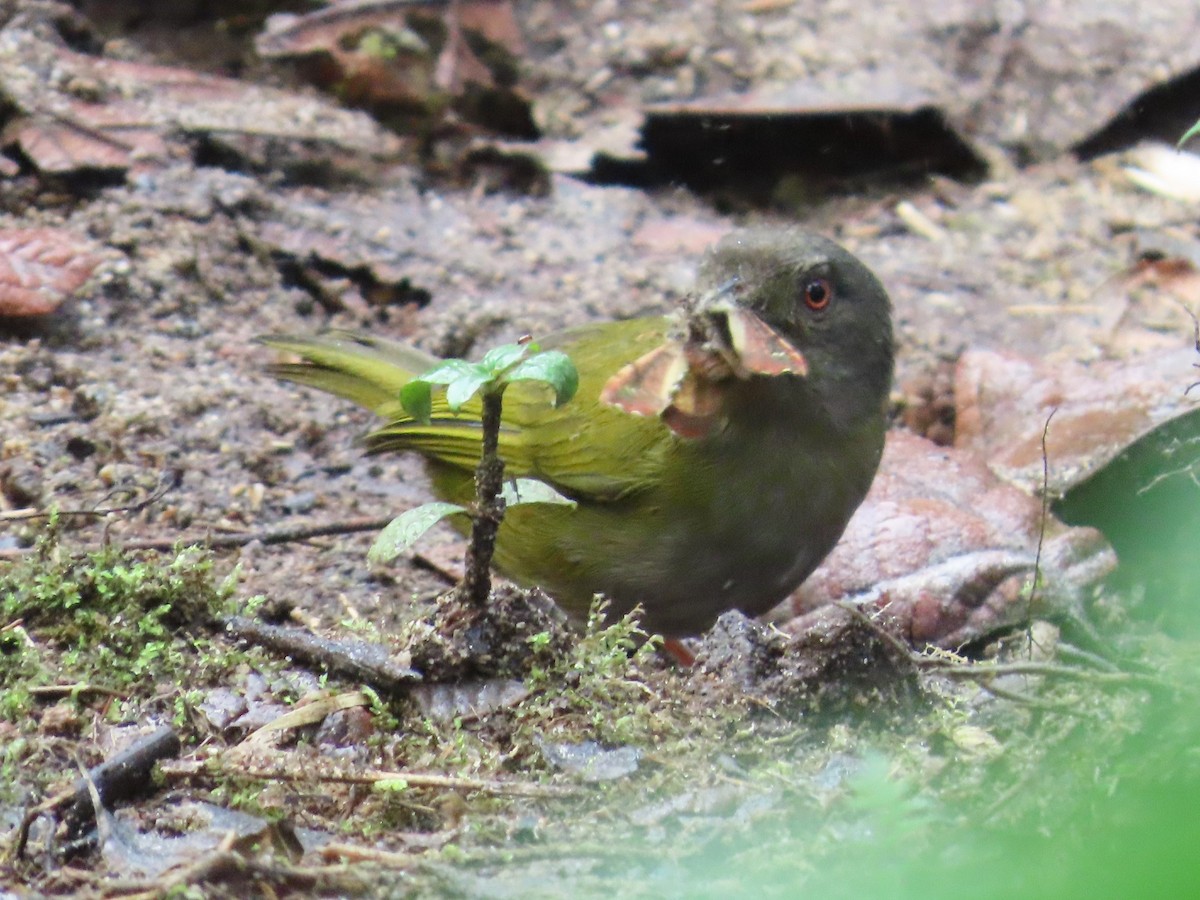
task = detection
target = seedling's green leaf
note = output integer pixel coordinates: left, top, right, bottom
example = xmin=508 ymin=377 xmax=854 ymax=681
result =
xmin=1180 ymin=119 xmax=1200 ymax=148
xmin=403 ymin=359 xmax=497 ymax=419
xmin=446 ymin=369 xmax=494 ymax=410
xmin=500 ymin=478 xmax=578 ymax=508
xmin=505 ymin=351 xmax=579 ymax=407
xmin=400 ymin=380 xmax=433 ymax=424
xmin=368 ymin=502 xmax=467 ymax=564
xmin=417 ymin=359 xmax=485 ymax=385
xmin=480 ymin=343 xmax=530 ymax=374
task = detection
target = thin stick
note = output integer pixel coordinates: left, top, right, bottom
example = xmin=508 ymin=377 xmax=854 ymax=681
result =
xmin=160 ymin=759 xmax=579 ymax=798
xmin=0 ymin=471 xmax=180 ymax=522
xmin=1181 ymin=302 xmax=1199 ymax=394
xmin=921 ymin=659 xmax=1162 ymax=687
xmin=1029 ymin=407 xmax=1057 ymax=658
xmin=124 ymin=516 xmax=396 ymax=551
xmin=7 ymin=725 xmax=180 ymax=861
xmin=28 ymin=683 xmax=126 ymax=699
xmin=0 ymin=516 xmax=395 ymax=559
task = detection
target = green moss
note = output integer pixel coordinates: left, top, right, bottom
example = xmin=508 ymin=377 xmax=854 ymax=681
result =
xmin=0 ymin=521 xmax=254 ymax=726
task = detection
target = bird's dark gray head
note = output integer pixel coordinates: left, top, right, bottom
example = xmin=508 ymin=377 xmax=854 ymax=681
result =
xmin=699 ymin=227 xmax=895 ymax=430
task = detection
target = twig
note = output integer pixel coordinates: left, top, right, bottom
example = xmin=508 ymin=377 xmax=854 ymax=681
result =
xmin=836 ymin=600 xmax=1164 ymax=690
xmin=1029 ymin=407 xmax=1057 ymax=658
xmin=1054 ymin=641 xmax=1124 ymax=673
xmin=123 ymin=516 xmax=396 ymax=551
xmin=7 ymin=725 xmax=180 ymax=861
xmin=321 ymin=842 xmax=423 ymax=868
xmin=105 ymin=837 xmax=370 ymax=899
xmin=410 ymin=552 xmax=462 ymax=586
xmin=160 ymin=758 xmax=579 ymax=798
xmin=61 ymin=725 xmax=181 ymax=837
xmin=978 ymin=680 xmax=1097 ymax=715
xmin=28 ymin=683 xmax=126 ymax=699
xmin=981 ymin=774 xmax=1034 ymax=822
xmin=0 ymin=470 xmax=180 ymax=523
xmin=0 ymin=516 xmax=395 ymax=559
xmin=920 ymin=659 xmax=1163 ymax=688
xmin=446 ymin=841 xmax=664 ymax=866
xmin=1182 ymin=302 xmax=1200 ymax=394
xmin=119 ymin=831 xmax=244 ymax=900
xmin=222 ymin=615 xmax=421 ymax=694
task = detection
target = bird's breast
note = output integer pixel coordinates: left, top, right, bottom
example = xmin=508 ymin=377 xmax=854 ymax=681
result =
xmin=636 ymin=410 xmax=881 ymax=633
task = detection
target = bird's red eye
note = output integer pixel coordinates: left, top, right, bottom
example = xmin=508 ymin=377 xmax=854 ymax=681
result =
xmin=804 ymin=278 xmax=831 ymax=310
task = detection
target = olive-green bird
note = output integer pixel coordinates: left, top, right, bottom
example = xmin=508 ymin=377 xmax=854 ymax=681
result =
xmin=262 ymin=228 xmax=893 ymax=636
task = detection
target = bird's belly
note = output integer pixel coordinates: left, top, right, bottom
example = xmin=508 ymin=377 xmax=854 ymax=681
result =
xmin=494 ymin=436 xmax=870 ymax=636
xmin=628 ymin=472 xmax=851 ymax=634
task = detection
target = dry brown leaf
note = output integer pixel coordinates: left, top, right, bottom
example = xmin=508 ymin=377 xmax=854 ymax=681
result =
xmin=955 ymin=347 xmax=1199 ymax=494
xmin=243 ymin=691 xmax=370 ymax=745
xmin=1123 ymin=255 xmax=1200 ymax=309
xmin=778 ymin=431 xmax=1115 ymax=648
xmin=5 ymin=114 xmax=169 ymax=173
xmin=601 ymin=290 xmax=807 ymax=440
xmin=0 ymin=28 xmax=401 ymax=178
xmin=0 ymin=227 xmax=102 ymax=317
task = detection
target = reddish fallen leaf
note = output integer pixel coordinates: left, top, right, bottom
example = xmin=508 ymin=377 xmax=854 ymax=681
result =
xmin=0 ymin=227 xmax=102 ymax=317
xmin=955 ymin=347 xmax=1199 ymax=494
xmin=777 ymin=431 xmax=1115 ymax=649
xmin=6 ymin=114 xmax=168 ymax=174
xmin=602 ymin=296 xmax=807 ymax=440
xmin=1124 ymin=255 xmax=1200 ymax=308
xmin=601 ymin=342 xmax=691 ymax=419
xmin=0 ymin=28 xmax=401 ymax=178
xmin=723 ymin=305 xmax=809 ymax=377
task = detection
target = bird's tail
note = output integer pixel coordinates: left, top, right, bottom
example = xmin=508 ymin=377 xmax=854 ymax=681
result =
xmin=258 ymin=331 xmax=438 ymax=417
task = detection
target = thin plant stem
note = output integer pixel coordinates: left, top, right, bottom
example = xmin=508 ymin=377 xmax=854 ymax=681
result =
xmin=459 ymin=388 xmax=505 ymax=605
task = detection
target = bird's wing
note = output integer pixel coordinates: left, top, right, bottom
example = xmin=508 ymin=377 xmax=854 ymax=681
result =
xmin=364 ymin=318 xmax=677 ymax=500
